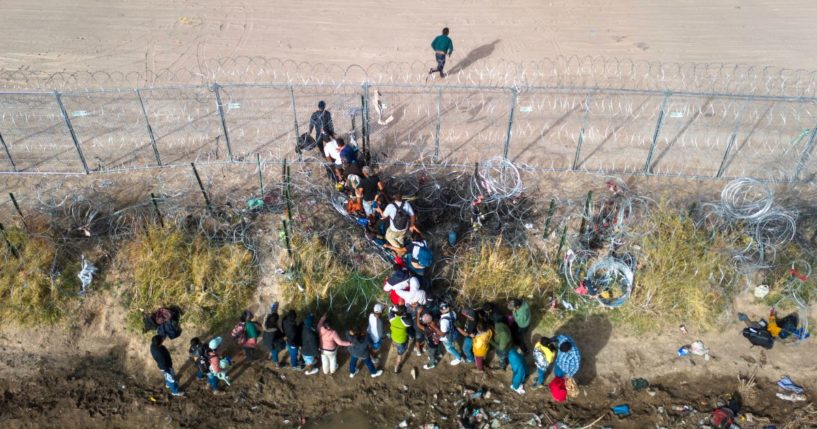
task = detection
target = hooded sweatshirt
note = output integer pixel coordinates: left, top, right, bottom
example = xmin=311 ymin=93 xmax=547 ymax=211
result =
xmin=282 ymin=313 xmax=301 ymax=346
xmin=347 ymin=334 xmax=371 ymax=359
xmin=301 ymin=315 xmax=320 ymax=356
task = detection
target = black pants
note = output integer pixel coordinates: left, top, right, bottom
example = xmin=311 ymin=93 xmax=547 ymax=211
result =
xmin=512 ymin=325 xmax=529 ymax=353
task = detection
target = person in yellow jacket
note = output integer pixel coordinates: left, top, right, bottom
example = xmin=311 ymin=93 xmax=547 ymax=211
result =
xmin=533 ymin=337 xmax=557 ymax=388
xmin=472 ymin=323 xmax=492 ymax=371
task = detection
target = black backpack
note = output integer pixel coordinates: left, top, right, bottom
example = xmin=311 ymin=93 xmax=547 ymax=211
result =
xmin=392 ymin=202 xmax=410 ymax=230
xmin=190 ymin=343 xmax=211 ymax=373
xmin=742 ymin=327 xmax=774 ymax=349
xmin=158 ymin=319 xmax=182 ymax=339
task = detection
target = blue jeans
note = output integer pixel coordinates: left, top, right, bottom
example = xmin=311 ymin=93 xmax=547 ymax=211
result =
xmin=161 ymin=368 xmax=180 ymax=394
xmin=462 ymin=337 xmax=475 ymax=362
xmin=196 ymin=366 xmax=206 ymax=380
xmin=442 ymin=340 xmax=462 ymax=361
xmin=287 ymin=343 xmax=299 ymax=368
xmin=496 ymin=349 xmax=509 ymax=369
xmin=206 ymin=372 xmax=219 ymax=391
xmin=349 ymin=355 xmax=377 ymax=374
xmin=536 ymin=367 xmax=547 ymax=385
xmin=432 ymin=53 xmax=447 ymax=75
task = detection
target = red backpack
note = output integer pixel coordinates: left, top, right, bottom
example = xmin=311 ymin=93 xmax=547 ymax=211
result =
xmin=711 ymin=408 xmax=734 ymax=429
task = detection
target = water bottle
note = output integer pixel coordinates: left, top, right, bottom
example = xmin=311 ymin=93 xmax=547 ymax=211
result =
xmin=448 ymin=230 xmax=457 ymax=246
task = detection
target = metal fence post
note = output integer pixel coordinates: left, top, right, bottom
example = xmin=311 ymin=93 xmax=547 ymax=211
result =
xmin=256 ymin=153 xmax=264 ymax=195
xmin=643 ymin=92 xmax=671 ymax=175
xmin=362 ymin=82 xmax=371 ymax=161
xmin=572 ymin=91 xmax=593 ymax=171
xmin=212 ymin=83 xmax=234 ymax=161
xmin=289 ymin=85 xmax=301 ymax=162
xmin=503 ymin=88 xmax=518 ymax=161
xmin=54 ymin=91 xmax=90 ymax=174
xmin=135 ymin=89 xmax=162 ymax=166
xmin=0 ymin=131 xmax=16 ymax=172
xmin=793 ymin=122 xmax=817 ymax=181
xmin=434 ymin=88 xmax=442 ymax=162
xmin=149 ymin=193 xmax=164 ymax=228
xmin=190 ymin=162 xmax=213 ymax=211
xmin=9 ymin=192 xmax=27 ymax=230
xmin=716 ymin=97 xmax=751 ymax=178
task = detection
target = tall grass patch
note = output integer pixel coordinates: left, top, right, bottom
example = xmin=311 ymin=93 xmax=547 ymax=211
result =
xmin=618 ymin=206 xmax=738 ymax=332
xmin=119 ymin=225 xmax=256 ymax=332
xmin=0 ymin=226 xmax=80 ymax=324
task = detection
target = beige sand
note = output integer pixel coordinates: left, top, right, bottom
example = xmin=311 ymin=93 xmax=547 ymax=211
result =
xmin=1 ymin=0 xmax=816 ymax=77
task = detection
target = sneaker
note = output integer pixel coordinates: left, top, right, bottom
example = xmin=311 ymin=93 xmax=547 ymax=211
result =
xmin=450 ymin=358 xmax=462 ymax=366
xmin=171 ymin=391 xmax=185 ymax=397
xmin=510 ymin=385 xmax=525 ymax=395
xmin=349 ymin=371 xmax=357 ymax=379
xmin=414 ymin=349 xmax=423 ymax=357
xmin=533 ymin=384 xmax=544 ymax=390
xmin=371 ymin=370 xmax=384 ymax=378
xmin=305 ymin=368 xmax=319 ymax=376
xmin=423 ymin=363 xmax=436 ymax=370
xmin=212 ymin=390 xmax=225 ymax=396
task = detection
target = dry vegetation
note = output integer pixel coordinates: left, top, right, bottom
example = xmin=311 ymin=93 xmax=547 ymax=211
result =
xmin=0 ymin=226 xmax=81 ymax=324
xmin=118 ymin=225 xmax=256 ymax=332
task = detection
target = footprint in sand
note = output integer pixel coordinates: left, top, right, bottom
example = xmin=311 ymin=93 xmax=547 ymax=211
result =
xmin=635 ymin=42 xmax=650 ymax=51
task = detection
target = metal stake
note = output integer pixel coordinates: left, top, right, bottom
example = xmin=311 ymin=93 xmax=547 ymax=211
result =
xmin=793 ymin=122 xmax=817 ymax=181
xmin=289 ymin=85 xmax=301 ymax=162
xmin=543 ymin=198 xmax=556 ymax=238
xmin=716 ymin=97 xmax=751 ymax=178
xmin=212 ymin=83 xmax=234 ymax=161
xmin=434 ymin=88 xmax=442 ymax=162
xmin=0 ymin=131 xmax=16 ymax=172
xmin=150 ymin=193 xmax=164 ymax=228
xmin=503 ymin=88 xmax=518 ymax=161
xmin=9 ymin=193 xmax=27 ymax=230
xmin=256 ymin=153 xmax=264 ymax=195
xmin=643 ymin=92 xmax=671 ymax=174
xmin=135 ymin=89 xmax=162 ymax=166
xmin=54 ymin=91 xmax=90 ymax=174
xmin=572 ymin=92 xmax=593 ymax=171
xmin=190 ymin=162 xmax=212 ymax=211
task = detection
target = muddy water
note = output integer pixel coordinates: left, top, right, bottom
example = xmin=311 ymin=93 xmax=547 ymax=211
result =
xmin=303 ymin=408 xmax=379 ymax=429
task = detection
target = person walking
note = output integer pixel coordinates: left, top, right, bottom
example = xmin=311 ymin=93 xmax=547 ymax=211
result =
xmin=301 ymin=314 xmax=321 ymax=375
xmin=231 ymin=310 xmax=260 ymax=361
xmin=262 ymin=310 xmax=285 ymax=367
xmin=491 ymin=318 xmax=512 ymax=370
xmin=367 ymin=303 xmax=385 ymax=363
xmin=206 ymin=337 xmax=228 ymax=395
xmin=188 ymin=337 xmax=211 ymax=383
xmin=533 ymin=337 xmax=557 ymax=388
xmin=553 ymin=334 xmax=581 ymax=379
xmin=308 ymin=101 xmax=334 ymax=154
xmin=439 ymin=303 xmax=463 ymax=366
xmin=429 ymin=28 xmax=454 ymax=78
xmin=509 ymin=299 xmax=531 ymax=353
xmin=456 ymin=308 xmax=478 ymax=364
xmin=150 ymin=335 xmax=184 ymax=397
xmin=389 ymin=305 xmax=413 ymax=373
xmin=318 ymin=314 xmax=352 ymax=375
xmin=347 ymin=327 xmax=384 ymax=378
xmin=417 ymin=313 xmax=443 ymax=370
xmin=378 ymin=193 xmax=419 ymax=256
xmin=472 ymin=323 xmax=492 ymax=372
xmin=508 ymin=346 xmax=527 ymax=395
xmin=356 ymin=166 xmax=384 ymax=226
xmin=282 ymin=309 xmax=302 ymax=370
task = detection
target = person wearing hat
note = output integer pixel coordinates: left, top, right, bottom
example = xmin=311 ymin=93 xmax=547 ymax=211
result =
xmin=150 ymin=335 xmax=184 ymax=397
xmin=456 ymin=308 xmax=478 ymax=364
xmin=439 ymin=303 xmax=463 ymax=366
xmin=309 ymin=100 xmax=334 ymax=154
xmin=367 ymin=303 xmax=385 ymax=362
xmin=206 ymin=336 xmax=227 ymax=395
xmin=355 ymin=166 xmax=383 ymax=226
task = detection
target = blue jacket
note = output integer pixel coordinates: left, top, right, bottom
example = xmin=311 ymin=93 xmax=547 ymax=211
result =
xmin=508 ymin=347 xmax=526 ymax=375
xmin=554 ymin=334 xmax=581 ymax=378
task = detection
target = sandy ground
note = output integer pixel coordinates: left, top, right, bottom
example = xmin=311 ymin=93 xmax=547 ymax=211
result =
xmin=2 ymin=0 xmax=817 ymax=76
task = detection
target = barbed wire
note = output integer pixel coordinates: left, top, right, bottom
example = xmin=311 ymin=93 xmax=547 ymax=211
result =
xmin=5 ymin=56 xmax=817 ymax=99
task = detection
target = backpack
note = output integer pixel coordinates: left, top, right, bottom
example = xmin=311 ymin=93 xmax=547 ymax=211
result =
xmin=387 ymin=267 xmax=411 ymax=286
xmin=191 ymin=344 xmax=211 ymax=373
xmin=742 ymin=327 xmax=774 ymax=349
xmin=157 ymin=319 xmax=182 ymax=339
xmin=440 ymin=312 xmax=459 ymax=341
xmin=392 ymin=202 xmax=410 ymax=230
xmin=710 ymin=408 xmax=735 ymax=429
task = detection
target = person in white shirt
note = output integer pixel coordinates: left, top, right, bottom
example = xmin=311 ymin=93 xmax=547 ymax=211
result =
xmin=383 ymin=274 xmax=422 ymax=305
xmin=323 ymin=135 xmax=345 ymax=182
xmin=367 ymin=304 xmax=385 ymax=362
xmin=378 ymin=193 xmax=420 ymax=255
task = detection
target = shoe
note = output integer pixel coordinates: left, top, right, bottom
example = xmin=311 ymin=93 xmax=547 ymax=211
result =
xmin=371 ymin=370 xmax=384 ymax=378
xmin=349 ymin=371 xmax=357 ymax=379
xmin=423 ymin=363 xmax=436 ymax=370
xmin=510 ymin=385 xmax=525 ymax=395
xmin=212 ymin=390 xmax=225 ymax=396
xmin=305 ymin=368 xmax=319 ymax=376
xmin=171 ymin=391 xmax=185 ymax=397
xmin=450 ymin=359 xmax=462 ymax=366
xmin=533 ymin=384 xmax=544 ymax=390
xmin=414 ymin=349 xmax=423 ymax=357
xmin=289 ymin=365 xmax=303 ymax=371
xmin=393 ymin=364 xmax=400 ymax=373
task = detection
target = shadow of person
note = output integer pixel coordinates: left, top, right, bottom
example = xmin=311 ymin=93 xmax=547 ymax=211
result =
xmin=554 ymin=314 xmax=612 ymax=385
xmin=447 ymin=39 xmax=501 ymax=75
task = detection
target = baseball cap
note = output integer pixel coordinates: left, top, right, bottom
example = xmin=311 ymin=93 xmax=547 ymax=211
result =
xmin=373 ymin=303 xmax=384 ymax=313
xmin=440 ymin=303 xmax=450 ymax=311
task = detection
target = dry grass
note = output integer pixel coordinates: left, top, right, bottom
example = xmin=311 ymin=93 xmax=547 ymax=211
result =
xmin=615 ymin=205 xmax=739 ymax=332
xmin=279 ymin=233 xmax=385 ymax=328
xmin=451 ymin=238 xmax=560 ymax=306
xmin=119 ymin=225 xmax=256 ymax=332
xmin=0 ymin=226 xmax=81 ymax=325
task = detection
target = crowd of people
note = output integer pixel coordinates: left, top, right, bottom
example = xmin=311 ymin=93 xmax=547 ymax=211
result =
xmin=149 ymin=296 xmax=584 ymax=401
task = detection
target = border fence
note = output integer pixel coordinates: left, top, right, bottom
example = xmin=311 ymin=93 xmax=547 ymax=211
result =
xmin=0 ymin=57 xmax=815 ymax=183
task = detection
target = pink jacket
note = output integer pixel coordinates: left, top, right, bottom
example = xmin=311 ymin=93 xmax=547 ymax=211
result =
xmin=318 ymin=314 xmax=352 ymax=351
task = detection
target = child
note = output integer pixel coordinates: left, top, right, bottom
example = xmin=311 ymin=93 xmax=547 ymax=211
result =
xmin=533 ymin=337 xmax=557 ymax=388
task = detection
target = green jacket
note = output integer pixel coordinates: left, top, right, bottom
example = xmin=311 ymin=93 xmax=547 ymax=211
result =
xmin=513 ymin=301 xmax=531 ymax=329
xmin=431 ymin=35 xmax=453 ymax=55
xmin=491 ymin=322 xmax=512 ymax=351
